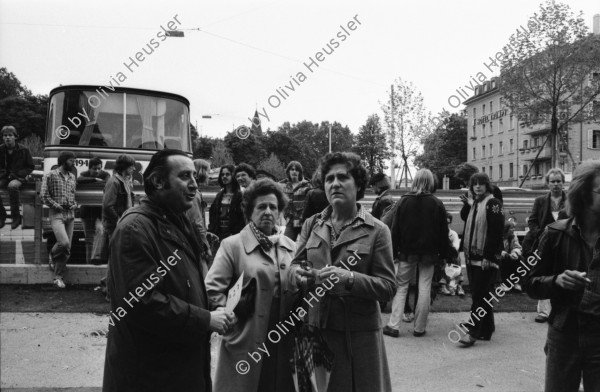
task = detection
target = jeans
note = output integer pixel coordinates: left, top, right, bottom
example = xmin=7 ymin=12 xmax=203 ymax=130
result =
xmin=538 ymin=299 xmax=552 ymax=317
xmin=544 ymin=323 xmax=600 ymax=392
xmin=81 ymin=206 xmax=103 ymax=264
xmin=50 ymin=209 xmax=74 ymax=279
xmin=0 ymin=178 xmax=23 ymax=219
xmin=388 ymin=258 xmax=435 ymax=333
xmin=466 ymin=265 xmax=497 ymax=339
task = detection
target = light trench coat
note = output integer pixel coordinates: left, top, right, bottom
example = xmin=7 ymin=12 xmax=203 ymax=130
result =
xmin=205 ymin=224 xmax=298 ymax=392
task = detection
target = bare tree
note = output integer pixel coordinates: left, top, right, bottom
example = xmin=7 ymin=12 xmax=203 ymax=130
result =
xmin=381 ymin=78 xmax=431 ymax=188
xmin=501 ymin=0 xmax=600 ymax=170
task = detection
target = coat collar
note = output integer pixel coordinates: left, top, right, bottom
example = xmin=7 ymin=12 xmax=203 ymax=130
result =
xmin=312 ymin=204 xmax=373 ymax=248
xmin=240 ymin=224 xmax=295 ymax=254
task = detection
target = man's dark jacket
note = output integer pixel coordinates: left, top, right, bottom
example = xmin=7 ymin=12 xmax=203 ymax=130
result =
xmin=525 ymin=217 xmax=597 ymax=331
xmin=528 ymin=191 xmax=567 ymax=239
xmin=0 ymin=143 xmax=34 ymax=181
xmin=103 ymin=199 xmax=212 ymax=392
xmin=371 ymin=189 xmax=394 ymax=220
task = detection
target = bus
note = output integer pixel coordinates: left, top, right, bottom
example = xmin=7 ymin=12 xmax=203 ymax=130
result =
xmin=45 ymin=85 xmax=192 ymax=175
xmin=42 ymin=85 xmax=192 ymax=262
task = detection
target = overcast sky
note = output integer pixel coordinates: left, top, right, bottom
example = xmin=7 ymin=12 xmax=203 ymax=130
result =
xmin=1 ymin=0 xmax=598 ymax=139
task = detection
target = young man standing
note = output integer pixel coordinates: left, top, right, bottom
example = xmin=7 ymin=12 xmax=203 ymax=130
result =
xmin=41 ymin=151 xmax=77 ymax=288
xmin=0 ymin=125 xmax=34 ymax=229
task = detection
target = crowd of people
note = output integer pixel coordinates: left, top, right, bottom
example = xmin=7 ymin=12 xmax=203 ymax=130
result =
xmin=2 ymin=124 xmax=599 ymax=391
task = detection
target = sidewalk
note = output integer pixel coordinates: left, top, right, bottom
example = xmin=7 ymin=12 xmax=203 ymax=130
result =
xmin=1 ymin=311 xmax=548 ymax=392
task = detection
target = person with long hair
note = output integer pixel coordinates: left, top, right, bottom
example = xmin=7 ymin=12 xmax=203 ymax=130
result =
xmin=208 ymin=165 xmax=244 ymax=240
xmin=525 ymin=161 xmax=600 ymax=392
xmin=281 ymin=160 xmax=311 ymax=240
xmin=291 ymin=152 xmax=395 ymax=392
xmin=458 ymin=172 xmax=504 ymax=347
xmin=206 ymin=178 xmax=297 ymax=392
xmin=383 ymin=169 xmax=449 ymax=338
xmin=301 ymin=167 xmax=329 ymax=223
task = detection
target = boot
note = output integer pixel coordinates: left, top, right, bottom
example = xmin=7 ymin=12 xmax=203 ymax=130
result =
xmin=11 ymin=214 xmax=21 ymax=230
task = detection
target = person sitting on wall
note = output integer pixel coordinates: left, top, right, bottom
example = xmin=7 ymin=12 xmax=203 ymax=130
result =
xmin=0 ymin=125 xmax=34 ymax=229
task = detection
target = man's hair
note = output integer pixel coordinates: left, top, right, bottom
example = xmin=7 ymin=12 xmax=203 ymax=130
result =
xmin=320 ymin=152 xmax=368 ymax=200
xmin=218 ymin=164 xmax=239 ymax=190
xmin=566 ymin=161 xmax=600 ymax=221
xmin=115 ymin=154 xmax=136 ymax=174
xmin=89 ymin=157 xmax=103 ymax=168
xmin=286 ymin=161 xmax=304 ymax=181
xmin=143 ymin=149 xmax=189 ymax=196
xmin=369 ymin=172 xmax=391 ymax=191
xmin=545 ymin=167 xmax=565 ymax=184
xmin=1 ymin=125 xmax=18 ymax=138
xmin=242 ymin=178 xmax=288 ymax=221
xmin=193 ymin=159 xmax=211 ymax=184
xmin=234 ymin=163 xmax=256 ymax=180
xmin=469 ymin=173 xmax=492 ymax=195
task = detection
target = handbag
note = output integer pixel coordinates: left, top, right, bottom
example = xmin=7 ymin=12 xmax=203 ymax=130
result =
xmin=233 ymin=277 xmax=257 ymax=322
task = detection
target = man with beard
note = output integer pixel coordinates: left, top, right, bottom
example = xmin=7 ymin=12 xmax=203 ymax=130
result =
xmin=41 ymin=151 xmax=77 ymax=289
xmin=0 ymin=125 xmax=34 ymax=229
xmin=103 ymin=150 xmax=234 ymax=392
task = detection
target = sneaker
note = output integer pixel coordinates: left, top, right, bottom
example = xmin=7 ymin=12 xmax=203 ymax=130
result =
xmin=513 ymin=283 xmax=522 ymax=292
xmin=457 ymin=286 xmax=465 ymax=296
xmin=383 ymin=326 xmax=400 ymax=338
xmin=413 ymin=330 xmax=426 ymax=337
xmin=53 ymin=277 xmax=66 ymax=289
xmin=439 ymin=286 xmax=451 ymax=295
xmin=10 ymin=215 xmax=21 ymax=230
xmin=402 ymin=312 xmax=415 ymax=323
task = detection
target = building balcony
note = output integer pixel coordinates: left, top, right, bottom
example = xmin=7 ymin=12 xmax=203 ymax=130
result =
xmin=522 ymin=145 xmax=552 ymax=161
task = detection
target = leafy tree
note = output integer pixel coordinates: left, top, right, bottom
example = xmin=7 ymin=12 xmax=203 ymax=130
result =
xmin=454 ymin=162 xmax=479 ymax=188
xmin=211 ymin=140 xmax=234 ymax=167
xmin=381 ymin=78 xmax=432 ymax=187
xmin=224 ymin=129 xmax=265 ymax=167
xmin=257 ymin=153 xmax=286 ymax=180
xmin=353 ymin=114 xmax=391 ymax=175
xmin=500 ymin=0 xmax=600 ymax=168
xmin=414 ymin=111 xmax=467 ymax=188
xmin=194 ymin=136 xmax=217 ymax=160
xmin=315 ymin=121 xmax=354 ymax=156
xmin=0 ymin=67 xmax=31 ymax=99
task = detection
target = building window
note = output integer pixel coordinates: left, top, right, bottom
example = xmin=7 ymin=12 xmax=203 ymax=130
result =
xmin=499 ymin=141 xmax=503 ymax=155
xmin=484 ymin=84 xmax=488 ymax=92
xmin=482 ymin=166 xmax=486 ymax=173
xmin=482 ymin=123 xmax=486 ymax=136
xmin=489 ymin=166 xmax=493 ymax=179
xmin=510 ymin=162 xmax=514 ymax=178
xmin=472 ymin=125 xmax=476 ymax=137
xmin=490 ymin=101 xmax=493 ymax=113
xmin=490 ymin=122 xmax=493 ymax=135
xmin=523 ymin=164 xmax=529 ymax=177
xmin=510 ymin=114 xmax=513 ymax=129
xmin=589 ymin=130 xmax=600 ymax=149
xmin=499 ymin=164 xmax=503 ymax=179
xmin=483 ymin=104 xmax=486 ymax=115
xmin=534 ymin=137 xmax=539 ymax=148
xmin=510 ymin=139 xmax=514 ymax=152
xmin=482 ymin=145 xmax=486 ymax=158
xmin=472 ymin=147 xmax=476 ymax=160
xmin=499 ymin=117 xmax=504 ymax=132
xmin=473 ymin=108 xmax=477 ymax=120
xmin=489 ymin=143 xmax=493 ymax=156
xmin=523 ymin=140 xmax=528 ymax=149
xmin=492 ymin=80 xmax=496 ymax=89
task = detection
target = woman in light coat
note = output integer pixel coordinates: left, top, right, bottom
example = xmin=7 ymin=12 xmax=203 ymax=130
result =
xmin=205 ymin=178 xmax=297 ymax=392
xmin=291 ymin=152 xmax=396 ymax=392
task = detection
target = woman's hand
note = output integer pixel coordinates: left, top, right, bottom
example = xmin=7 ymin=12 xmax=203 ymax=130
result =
xmin=209 ymin=309 xmax=236 ymax=335
xmin=459 ymin=193 xmax=474 ymax=206
xmin=295 ymin=267 xmax=317 ymax=288
xmin=318 ymin=266 xmax=352 ymax=287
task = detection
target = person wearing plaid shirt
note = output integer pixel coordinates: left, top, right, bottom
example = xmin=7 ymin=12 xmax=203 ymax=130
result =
xmin=41 ymin=151 xmax=77 ymax=289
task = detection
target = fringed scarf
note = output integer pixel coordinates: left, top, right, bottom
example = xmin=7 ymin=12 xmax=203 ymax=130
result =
xmin=463 ymin=193 xmax=493 ymax=259
xmin=249 ymin=222 xmax=280 ymax=253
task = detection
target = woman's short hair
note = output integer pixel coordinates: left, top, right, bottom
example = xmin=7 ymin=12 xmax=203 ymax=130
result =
xmin=286 ymin=161 xmax=304 ymax=181
xmin=218 ymin=164 xmax=239 ymax=190
xmin=411 ymin=169 xmax=435 ymax=194
xmin=320 ymin=152 xmax=368 ymax=200
xmin=545 ymin=168 xmax=565 ymax=184
xmin=566 ymin=161 xmax=600 ymax=220
xmin=234 ymin=163 xmax=256 ymax=180
xmin=115 ymin=154 xmax=136 ymax=174
xmin=1 ymin=125 xmax=18 ymax=138
xmin=242 ymin=178 xmax=288 ymax=221
xmin=469 ymin=173 xmax=492 ymax=195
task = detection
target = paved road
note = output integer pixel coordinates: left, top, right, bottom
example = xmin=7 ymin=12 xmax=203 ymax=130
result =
xmin=1 ymin=311 xmax=549 ymax=392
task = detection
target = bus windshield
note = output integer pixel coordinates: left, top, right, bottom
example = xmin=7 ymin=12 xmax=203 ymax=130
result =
xmin=46 ymin=88 xmax=190 ymax=151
